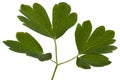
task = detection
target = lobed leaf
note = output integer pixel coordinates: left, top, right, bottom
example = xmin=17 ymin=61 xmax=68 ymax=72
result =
xmin=18 ymin=3 xmax=53 ymax=38
xmin=3 ymin=32 xmax=52 ymax=61
xmin=80 ymin=27 xmax=116 ymax=54
xmin=75 ymin=20 xmax=117 ymax=69
xmin=18 ymin=2 xmax=77 ymax=39
xmin=76 ymin=54 xmax=111 ymax=69
xmin=52 ymin=2 xmax=77 ymax=39
xmin=75 ymin=20 xmax=116 ymax=54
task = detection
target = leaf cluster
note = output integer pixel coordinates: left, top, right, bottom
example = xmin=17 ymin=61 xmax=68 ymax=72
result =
xmin=3 ymin=2 xmax=117 ymax=70
xmin=75 ymin=21 xmax=116 ymax=69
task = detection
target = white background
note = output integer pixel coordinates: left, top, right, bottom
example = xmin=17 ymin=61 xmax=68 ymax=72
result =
xmin=0 ymin=0 xmax=120 ymax=80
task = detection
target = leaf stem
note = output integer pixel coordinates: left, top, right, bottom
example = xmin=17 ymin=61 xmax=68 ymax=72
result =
xmin=54 ymin=38 xmax=58 ymax=64
xmin=51 ymin=38 xmax=58 ymax=80
xmin=51 ymin=65 xmax=58 ymax=80
xmin=51 ymin=38 xmax=78 ymax=80
xmin=51 ymin=60 xmax=56 ymax=64
xmin=58 ymin=55 xmax=78 ymax=65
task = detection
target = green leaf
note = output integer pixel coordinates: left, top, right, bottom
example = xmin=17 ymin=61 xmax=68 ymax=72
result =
xmin=76 ymin=54 xmax=111 ymax=69
xmin=18 ymin=2 xmax=77 ymax=39
xmin=52 ymin=2 xmax=77 ymax=39
xmin=3 ymin=32 xmax=52 ymax=61
xmin=76 ymin=57 xmax=91 ymax=69
xmin=39 ymin=53 xmax=52 ymax=61
xmin=75 ymin=20 xmax=116 ymax=54
xmin=75 ymin=20 xmax=117 ymax=69
xmin=18 ymin=3 xmax=53 ymax=38
xmin=75 ymin=21 xmax=92 ymax=52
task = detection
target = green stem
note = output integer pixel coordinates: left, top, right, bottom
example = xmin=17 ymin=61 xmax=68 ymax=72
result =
xmin=58 ymin=55 xmax=78 ymax=65
xmin=51 ymin=38 xmax=79 ymax=80
xmin=51 ymin=60 xmax=56 ymax=64
xmin=54 ymin=38 xmax=58 ymax=63
xmin=51 ymin=38 xmax=58 ymax=80
xmin=51 ymin=65 xmax=58 ymax=80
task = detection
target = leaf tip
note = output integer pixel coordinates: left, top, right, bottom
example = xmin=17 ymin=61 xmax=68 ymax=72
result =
xmin=20 ymin=4 xmax=26 ymax=9
xmin=3 ymin=40 xmax=7 ymax=45
xmin=33 ymin=2 xmax=40 ymax=8
xmin=82 ymin=20 xmax=92 ymax=26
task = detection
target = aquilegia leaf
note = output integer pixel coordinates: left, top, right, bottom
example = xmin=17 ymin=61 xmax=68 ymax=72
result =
xmin=76 ymin=54 xmax=111 ymax=69
xmin=52 ymin=2 xmax=77 ymax=39
xmin=75 ymin=20 xmax=117 ymax=69
xmin=18 ymin=2 xmax=77 ymax=39
xmin=3 ymin=32 xmax=52 ymax=61
xmin=18 ymin=3 xmax=53 ymax=38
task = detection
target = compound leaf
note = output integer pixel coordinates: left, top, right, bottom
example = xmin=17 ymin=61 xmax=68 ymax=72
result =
xmin=53 ymin=2 xmax=77 ymax=39
xmin=75 ymin=20 xmax=117 ymax=69
xmin=18 ymin=3 xmax=53 ymax=38
xmin=3 ymin=32 xmax=52 ymax=61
